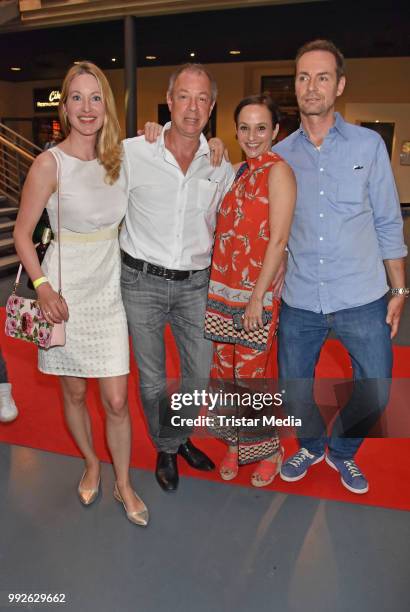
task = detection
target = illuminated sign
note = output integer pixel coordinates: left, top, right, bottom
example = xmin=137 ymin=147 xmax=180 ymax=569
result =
xmin=33 ymin=87 xmax=61 ymax=113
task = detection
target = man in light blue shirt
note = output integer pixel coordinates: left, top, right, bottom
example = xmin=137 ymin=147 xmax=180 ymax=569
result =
xmin=274 ymin=40 xmax=408 ymax=494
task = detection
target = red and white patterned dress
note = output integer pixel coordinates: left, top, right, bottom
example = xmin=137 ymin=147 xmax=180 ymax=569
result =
xmin=205 ymin=151 xmax=285 ymax=462
xmin=205 ymin=151 xmax=284 ymax=368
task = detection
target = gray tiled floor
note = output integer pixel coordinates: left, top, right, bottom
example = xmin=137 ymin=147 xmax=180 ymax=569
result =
xmin=0 ymin=443 xmax=409 ymax=612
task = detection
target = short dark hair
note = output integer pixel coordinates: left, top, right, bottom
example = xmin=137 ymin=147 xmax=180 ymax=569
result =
xmin=234 ymin=94 xmax=281 ymax=127
xmin=295 ymin=39 xmax=346 ymax=81
xmin=167 ymin=63 xmax=217 ymax=103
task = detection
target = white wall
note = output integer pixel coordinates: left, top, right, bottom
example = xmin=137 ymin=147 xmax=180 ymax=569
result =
xmin=344 ymin=103 xmax=410 ymax=203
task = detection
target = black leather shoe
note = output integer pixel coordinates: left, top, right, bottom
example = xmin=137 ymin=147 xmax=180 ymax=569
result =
xmin=155 ymin=452 xmax=179 ymax=491
xmin=177 ymin=439 xmax=215 ymax=471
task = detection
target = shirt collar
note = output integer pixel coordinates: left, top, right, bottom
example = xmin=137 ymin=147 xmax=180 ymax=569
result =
xmin=330 ymin=112 xmax=349 ymax=140
xmin=292 ymin=111 xmax=348 ymax=149
xmin=156 ymin=121 xmax=210 ymax=159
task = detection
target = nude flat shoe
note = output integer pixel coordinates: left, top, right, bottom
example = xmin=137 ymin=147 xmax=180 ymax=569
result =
xmin=113 ymin=482 xmax=149 ymax=527
xmin=78 ymin=470 xmax=100 ymax=506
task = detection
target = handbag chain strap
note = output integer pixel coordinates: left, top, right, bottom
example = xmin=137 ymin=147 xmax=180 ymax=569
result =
xmin=55 ymin=149 xmax=62 ymax=296
xmin=13 ymin=147 xmax=62 ymax=294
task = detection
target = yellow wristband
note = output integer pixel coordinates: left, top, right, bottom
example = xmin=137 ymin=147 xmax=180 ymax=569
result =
xmin=33 ymin=276 xmax=49 ymax=290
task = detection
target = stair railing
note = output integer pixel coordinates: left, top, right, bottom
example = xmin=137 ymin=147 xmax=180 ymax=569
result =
xmin=0 ymin=122 xmax=42 ymax=206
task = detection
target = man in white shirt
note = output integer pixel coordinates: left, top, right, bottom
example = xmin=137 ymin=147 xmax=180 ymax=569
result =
xmin=120 ymin=64 xmax=234 ymax=491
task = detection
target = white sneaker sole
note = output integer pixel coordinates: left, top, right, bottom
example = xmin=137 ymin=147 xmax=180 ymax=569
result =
xmin=280 ymin=452 xmax=325 ymax=482
xmin=325 ymin=454 xmax=369 ymax=494
xmin=0 ymin=396 xmax=18 ymax=423
xmin=0 ymin=409 xmax=18 ymax=423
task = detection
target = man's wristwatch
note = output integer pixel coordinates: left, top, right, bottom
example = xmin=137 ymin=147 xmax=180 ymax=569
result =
xmin=390 ymin=287 xmax=410 ymax=297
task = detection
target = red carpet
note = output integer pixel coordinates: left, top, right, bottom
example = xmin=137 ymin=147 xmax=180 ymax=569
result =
xmin=1 ymin=307 xmax=409 ymax=511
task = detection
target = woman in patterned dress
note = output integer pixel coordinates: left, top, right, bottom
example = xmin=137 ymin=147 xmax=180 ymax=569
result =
xmin=205 ymin=95 xmax=296 ymax=486
xmin=14 ymin=63 xmax=148 ymax=526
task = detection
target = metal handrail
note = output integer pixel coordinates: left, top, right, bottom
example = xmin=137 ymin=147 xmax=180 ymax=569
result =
xmin=0 ymin=148 xmax=32 ymax=168
xmin=0 ymin=144 xmax=32 ymax=162
xmin=0 ymin=122 xmax=40 ymax=208
xmin=0 ymin=151 xmax=31 ymax=174
xmin=0 ymin=170 xmax=20 ymax=189
xmin=0 ymin=167 xmax=20 ymax=189
xmin=0 ymin=189 xmax=19 ymax=203
xmin=0 ymin=135 xmax=36 ymax=162
xmin=0 ymin=166 xmax=19 ymax=185
xmin=0 ymin=177 xmax=20 ymax=196
xmin=0 ymin=123 xmax=42 ymax=156
xmin=0 ymin=189 xmax=18 ymax=206
xmin=0 ymin=153 xmax=24 ymax=194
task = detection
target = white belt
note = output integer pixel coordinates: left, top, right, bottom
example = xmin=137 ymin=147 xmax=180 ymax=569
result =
xmin=54 ymin=227 xmax=119 ymax=243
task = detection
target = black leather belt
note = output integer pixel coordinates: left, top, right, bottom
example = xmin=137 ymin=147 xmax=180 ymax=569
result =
xmin=122 ymin=252 xmax=206 ymax=281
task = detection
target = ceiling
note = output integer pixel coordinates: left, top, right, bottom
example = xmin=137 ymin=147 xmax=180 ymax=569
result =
xmin=6 ymin=1 xmax=322 ymax=29
xmin=0 ymin=0 xmax=409 ymax=82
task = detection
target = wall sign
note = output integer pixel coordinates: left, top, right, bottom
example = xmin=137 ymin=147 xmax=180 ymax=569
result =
xmin=33 ymin=87 xmax=61 ymax=113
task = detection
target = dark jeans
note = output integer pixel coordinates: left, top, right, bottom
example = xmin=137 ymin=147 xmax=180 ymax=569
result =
xmin=0 ymin=349 xmax=8 ymax=384
xmin=278 ymin=297 xmax=393 ymax=459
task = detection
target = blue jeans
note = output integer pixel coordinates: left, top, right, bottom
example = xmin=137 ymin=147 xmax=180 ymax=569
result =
xmin=121 ymin=263 xmax=213 ymax=453
xmin=278 ymin=297 xmax=393 ymax=459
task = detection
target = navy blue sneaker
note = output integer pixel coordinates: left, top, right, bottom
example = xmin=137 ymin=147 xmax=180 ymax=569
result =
xmin=280 ymin=448 xmax=325 ymax=482
xmin=325 ymin=454 xmax=369 ymax=494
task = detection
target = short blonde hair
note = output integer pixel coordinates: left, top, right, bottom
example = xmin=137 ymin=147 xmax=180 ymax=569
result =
xmin=59 ymin=61 xmax=122 ymax=184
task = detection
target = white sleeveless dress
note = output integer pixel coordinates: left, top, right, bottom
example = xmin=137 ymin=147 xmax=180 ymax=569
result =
xmin=38 ymin=148 xmax=129 ymax=377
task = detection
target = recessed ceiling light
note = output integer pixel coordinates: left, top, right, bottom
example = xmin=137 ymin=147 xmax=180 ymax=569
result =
xmin=111 ymin=57 xmax=116 ymax=62
xmin=146 ymin=55 xmax=157 ymax=60
xmin=190 ymin=52 xmax=196 ymax=57
xmin=229 ymin=50 xmax=241 ymax=55
xmin=10 ymin=67 xmax=21 ymax=71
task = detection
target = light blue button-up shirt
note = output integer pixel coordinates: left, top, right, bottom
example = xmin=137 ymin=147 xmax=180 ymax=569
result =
xmin=273 ymin=113 xmax=407 ymax=314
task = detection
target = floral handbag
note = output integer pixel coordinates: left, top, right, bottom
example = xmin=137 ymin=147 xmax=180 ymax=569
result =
xmin=5 ymin=270 xmax=65 ymax=349
xmin=5 ymin=150 xmax=65 ymax=350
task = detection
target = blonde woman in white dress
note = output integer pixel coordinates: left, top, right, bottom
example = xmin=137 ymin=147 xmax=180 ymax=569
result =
xmin=14 ymin=62 xmax=148 ymax=527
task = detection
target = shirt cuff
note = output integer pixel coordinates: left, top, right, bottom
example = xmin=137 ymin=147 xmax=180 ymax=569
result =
xmin=381 ymin=246 xmax=408 ymax=260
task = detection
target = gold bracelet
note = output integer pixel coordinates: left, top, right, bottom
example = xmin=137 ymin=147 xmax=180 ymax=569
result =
xmin=33 ymin=276 xmax=49 ymax=290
